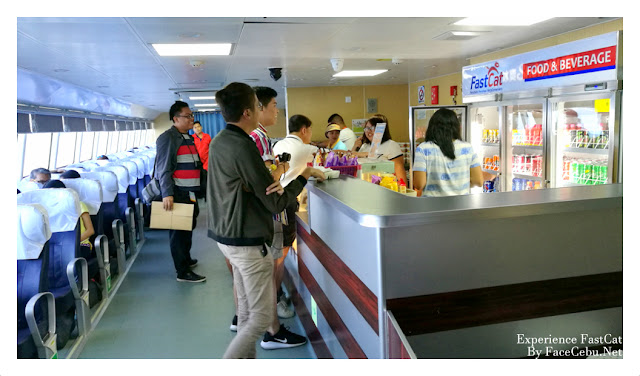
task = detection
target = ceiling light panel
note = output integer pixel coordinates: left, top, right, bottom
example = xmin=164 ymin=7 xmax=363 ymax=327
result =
xmin=453 ymin=17 xmax=553 ymax=26
xmin=189 ymin=96 xmax=216 ymax=100
xmin=152 ymin=43 xmax=233 ymax=56
xmin=333 ymin=70 xmax=388 ymax=77
xmin=193 ymin=103 xmax=218 ymax=107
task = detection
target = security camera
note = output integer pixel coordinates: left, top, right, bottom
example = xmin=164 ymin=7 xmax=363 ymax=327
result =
xmin=391 ymin=58 xmax=404 ymax=65
xmin=269 ymin=67 xmax=282 ymax=81
xmin=330 ymin=58 xmax=344 ymax=72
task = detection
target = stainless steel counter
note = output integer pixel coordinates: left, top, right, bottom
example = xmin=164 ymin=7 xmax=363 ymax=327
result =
xmin=306 ymin=176 xmax=622 ymax=227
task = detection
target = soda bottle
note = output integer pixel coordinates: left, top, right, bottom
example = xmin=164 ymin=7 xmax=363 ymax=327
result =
xmin=525 ymin=180 xmax=533 ymax=190
xmin=534 ymin=181 xmax=541 ymax=189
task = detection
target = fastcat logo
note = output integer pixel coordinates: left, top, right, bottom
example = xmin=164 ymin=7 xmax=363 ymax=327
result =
xmin=470 ymin=62 xmax=504 ymax=91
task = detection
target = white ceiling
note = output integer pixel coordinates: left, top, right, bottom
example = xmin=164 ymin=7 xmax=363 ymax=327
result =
xmin=17 ymin=17 xmax=619 ymax=118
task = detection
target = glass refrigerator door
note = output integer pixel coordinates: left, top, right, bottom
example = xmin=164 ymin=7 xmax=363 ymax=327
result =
xmin=469 ymin=105 xmax=502 ymax=193
xmin=505 ymin=101 xmax=546 ymax=191
xmin=549 ymin=93 xmax=616 ymax=187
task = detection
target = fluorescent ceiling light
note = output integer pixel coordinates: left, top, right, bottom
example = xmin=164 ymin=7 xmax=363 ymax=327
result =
xmin=453 ymin=17 xmax=553 ymax=26
xmin=193 ymin=103 xmax=217 ymax=107
xmin=197 ymin=109 xmax=217 ymax=112
xmin=189 ymin=96 xmax=216 ymax=100
xmin=333 ymin=70 xmax=388 ymax=77
xmin=152 ymin=43 xmax=232 ymax=56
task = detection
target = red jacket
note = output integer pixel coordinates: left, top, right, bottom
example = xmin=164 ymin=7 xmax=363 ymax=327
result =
xmin=193 ymin=132 xmax=212 ymax=170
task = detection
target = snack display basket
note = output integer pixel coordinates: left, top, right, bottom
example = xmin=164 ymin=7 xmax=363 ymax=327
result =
xmin=328 ymin=165 xmax=361 ymax=177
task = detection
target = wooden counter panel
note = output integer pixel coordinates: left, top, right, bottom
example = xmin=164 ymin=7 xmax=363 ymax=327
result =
xmin=387 ymin=272 xmax=622 ymax=336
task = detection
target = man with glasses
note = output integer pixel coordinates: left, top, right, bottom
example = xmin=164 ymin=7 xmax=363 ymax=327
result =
xmin=155 ymin=101 xmax=205 ymax=283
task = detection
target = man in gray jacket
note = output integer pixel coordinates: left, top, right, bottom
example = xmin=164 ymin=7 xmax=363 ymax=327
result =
xmin=155 ymin=101 xmax=205 ymax=283
xmin=207 ymin=82 xmax=324 ymax=359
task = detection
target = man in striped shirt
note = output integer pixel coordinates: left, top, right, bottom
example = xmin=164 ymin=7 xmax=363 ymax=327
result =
xmin=155 ymin=101 xmax=206 ymax=283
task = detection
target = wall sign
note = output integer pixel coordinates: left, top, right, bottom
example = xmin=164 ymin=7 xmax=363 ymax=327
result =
xmin=431 ymin=86 xmax=439 ymax=105
xmin=462 ymin=32 xmax=619 ymax=99
xmin=418 ymin=85 xmax=425 ymax=104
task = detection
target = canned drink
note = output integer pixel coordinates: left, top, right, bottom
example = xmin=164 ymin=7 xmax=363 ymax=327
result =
xmin=592 ymin=164 xmax=601 ymax=185
xmin=601 ymin=164 xmax=608 ymax=183
xmin=563 ymin=159 xmax=571 ymax=180
xmin=493 ymin=155 xmax=500 ymax=171
xmin=484 ymin=180 xmax=495 ymax=192
xmin=576 ymin=162 xmax=585 ymax=184
xmin=570 ymin=161 xmax=578 ymax=183
xmin=584 ymin=161 xmax=594 ymax=185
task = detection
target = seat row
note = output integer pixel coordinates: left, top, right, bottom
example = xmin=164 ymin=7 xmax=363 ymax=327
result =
xmin=17 ymin=147 xmax=156 ymax=358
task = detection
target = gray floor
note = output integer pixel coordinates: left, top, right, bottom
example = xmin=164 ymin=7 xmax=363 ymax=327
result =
xmin=79 ymin=201 xmax=316 ymax=359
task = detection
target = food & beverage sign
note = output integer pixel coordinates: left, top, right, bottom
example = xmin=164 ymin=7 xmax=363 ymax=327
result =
xmin=462 ymin=32 xmax=619 ymax=99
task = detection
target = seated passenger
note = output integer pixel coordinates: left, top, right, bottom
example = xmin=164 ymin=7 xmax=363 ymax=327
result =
xmin=29 ymin=168 xmax=51 ymax=188
xmin=324 ymin=123 xmax=348 ymax=151
xmin=43 ymin=180 xmax=95 ymax=254
xmin=97 ymin=155 xmax=109 ymax=160
xmin=60 ymin=170 xmax=81 ymax=179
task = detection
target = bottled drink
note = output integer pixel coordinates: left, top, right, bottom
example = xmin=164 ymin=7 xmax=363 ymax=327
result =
xmin=482 ymin=129 xmax=488 ymax=143
xmin=534 ymin=181 xmax=541 ymax=189
xmin=584 ymin=161 xmax=593 ymax=185
xmin=570 ymin=161 xmax=578 ymax=183
xmin=525 ymin=180 xmax=533 ymax=190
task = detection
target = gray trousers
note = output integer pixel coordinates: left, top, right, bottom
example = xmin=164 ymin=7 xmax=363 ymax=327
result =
xmin=217 ymin=243 xmax=275 ymax=359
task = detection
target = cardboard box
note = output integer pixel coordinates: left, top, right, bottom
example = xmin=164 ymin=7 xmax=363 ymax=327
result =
xmin=149 ymin=202 xmax=194 ymax=231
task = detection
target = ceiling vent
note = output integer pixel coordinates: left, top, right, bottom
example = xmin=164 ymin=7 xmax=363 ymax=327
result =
xmin=432 ymin=31 xmax=486 ymax=41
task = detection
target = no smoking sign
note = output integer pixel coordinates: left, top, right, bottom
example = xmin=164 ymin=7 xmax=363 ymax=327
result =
xmin=418 ymin=85 xmax=425 ymax=103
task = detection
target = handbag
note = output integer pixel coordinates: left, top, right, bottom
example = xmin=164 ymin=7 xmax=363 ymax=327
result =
xmin=142 ymin=155 xmax=162 ymax=204
xmin=142 ymin=178 xmax=161 ymax=204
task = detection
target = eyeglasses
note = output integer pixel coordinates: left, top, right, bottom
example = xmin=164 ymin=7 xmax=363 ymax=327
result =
xmin=257 ymin=102 xmax=264 ymax=110
xmin=176 ymin=114 xmax=194 ymax=119
xmin=364 ymin=126 xmax=375 ymax=131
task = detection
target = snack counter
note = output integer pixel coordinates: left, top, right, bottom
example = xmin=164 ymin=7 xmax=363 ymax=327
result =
xmin=282 ymin=176 xmax=622 ymax=359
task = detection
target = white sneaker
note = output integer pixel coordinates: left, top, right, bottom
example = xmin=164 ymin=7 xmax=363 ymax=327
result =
xmin=277 ymin=300 xmax=295 ymax=319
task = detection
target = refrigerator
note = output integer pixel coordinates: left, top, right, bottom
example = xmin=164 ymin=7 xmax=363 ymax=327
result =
xmin=408 ymin=105 xmax=468 ymax=188
xmin=548 ymin=90 xmax=621 ymax=188
xmin=461 ymin=31 xmax=622 ymax=193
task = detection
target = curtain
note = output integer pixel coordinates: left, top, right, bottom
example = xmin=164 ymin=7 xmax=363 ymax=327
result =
xmin=193 ymin=111 xmax=226 ymax=138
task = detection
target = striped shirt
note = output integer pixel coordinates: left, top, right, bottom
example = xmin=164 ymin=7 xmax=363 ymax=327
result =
xmin=413 ymin=140 xmax=480 ymax=197
xmin=249 ymin=124 xmax=274 ymax=162
xmin=173 ymin=133 xmax=201 ymax=191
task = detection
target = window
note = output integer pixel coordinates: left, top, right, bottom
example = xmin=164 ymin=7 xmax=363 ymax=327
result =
xmin=133 ymin=130 xmax=141 ymax=148
xmin=126 ymin=131 xmax=136 ymax=150
xmin=107 ymin=132 xmax=119 ymax=154
xmin=96 ymin=131 xmax=109 ymax=157
xmin=80 ymin=132 xmax=94 ymax=161
xmin=92 ymin=131 xmax=101 ymax=159
xmin=74 ymin=133 xmax=82 ymax=163
xmin=118 ymin=131 xmax=129 ymax=152
xmin=56 ymin=132 xmax=77 ymax=168
xmin=22 ymin=133 xmax=52 ymax=177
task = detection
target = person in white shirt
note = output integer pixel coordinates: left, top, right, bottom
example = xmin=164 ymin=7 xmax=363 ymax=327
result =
xmin=274 ymin=115 xmax=319 ymax=188
xmin=351 ymin=115 xmax=407 ymax=184
xmin=329 ymin=113 xmax=357 ymax=150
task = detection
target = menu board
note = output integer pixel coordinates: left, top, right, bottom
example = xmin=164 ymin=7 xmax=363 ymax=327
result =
xmin=368 ymin=122 xmax=387 ymax=159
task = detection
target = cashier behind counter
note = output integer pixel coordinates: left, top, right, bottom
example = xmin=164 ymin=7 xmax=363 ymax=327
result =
xmin=351 ymin=116 xmax=407 ymax=184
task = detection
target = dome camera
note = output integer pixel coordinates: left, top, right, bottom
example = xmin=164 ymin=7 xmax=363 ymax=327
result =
xmin=330 ymin=58 xmax=344 ymax=72
xmin=189 ymin=59 xmax=204 ymax=68
xmin=269 ymin=67 xmax=282 ymax=81
xmin=391 ymin=58 xmax=404 ymax=65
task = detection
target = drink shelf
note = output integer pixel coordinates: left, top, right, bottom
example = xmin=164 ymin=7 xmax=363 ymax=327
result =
xmin=512 ymin=173 xmax=544 ymax=181
xmin=562 ymin=147 xmax=609 ymax=154
xmin=482 ymin=168 xmax=500 ymax=175
xmin=512 ymin=144 xmax=543 ymax=149
xmin=481 ymin=143 xmax=500 ymax=147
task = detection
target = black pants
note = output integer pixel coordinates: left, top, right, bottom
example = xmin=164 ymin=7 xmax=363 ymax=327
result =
xmin=169 ymin=190 xmax=199 ymax=276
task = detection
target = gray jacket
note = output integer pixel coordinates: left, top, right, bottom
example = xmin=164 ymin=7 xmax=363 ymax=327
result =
xmin=155 ymin=126 xmax=200 ymax=198
xmin=207 ymin=124 xmax=307 ymax=246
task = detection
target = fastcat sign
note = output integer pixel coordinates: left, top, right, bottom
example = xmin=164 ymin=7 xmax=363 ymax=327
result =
xmin=462 ymin=32 xmax=619 ymax=99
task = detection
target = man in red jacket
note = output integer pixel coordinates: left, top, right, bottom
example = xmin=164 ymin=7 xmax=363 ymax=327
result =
xmin=192 ymin=121 xmax=211 ymax=199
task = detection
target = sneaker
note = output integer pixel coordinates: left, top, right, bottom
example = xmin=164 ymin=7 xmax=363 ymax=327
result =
xmin=260 ymin=326 xmax=307 ymax=350
xmin=279 ymin=291 xmax=291 ymax=306
xmin=230 ymin=315 xmax=238 ymax=332
xmin=188 ymin=259 xmax=198 ymax=268
xmin=277 ymin=300 xmax=295 ymax=319
xmin=176 ymin=271 xmax=206 ymax=283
